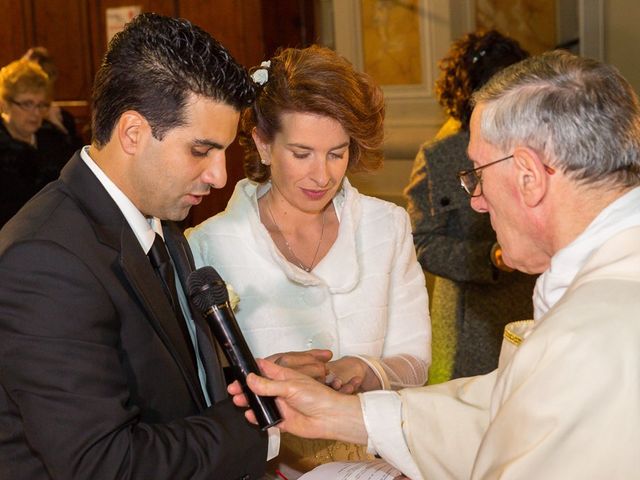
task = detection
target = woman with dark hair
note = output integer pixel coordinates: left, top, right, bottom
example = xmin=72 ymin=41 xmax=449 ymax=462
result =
xmin=188 ymin=45 xmax=430 ymax=476
xmin=404 ymin=30 xmax=536 ymax=383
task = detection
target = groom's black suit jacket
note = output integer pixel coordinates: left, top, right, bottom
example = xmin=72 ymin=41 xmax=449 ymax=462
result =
xmin=0 ymin=153 xmax=267 ymax=479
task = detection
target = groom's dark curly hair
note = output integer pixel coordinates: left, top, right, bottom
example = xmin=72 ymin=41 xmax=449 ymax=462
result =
xmin=91 ymin=12 xmax=256 ymax=147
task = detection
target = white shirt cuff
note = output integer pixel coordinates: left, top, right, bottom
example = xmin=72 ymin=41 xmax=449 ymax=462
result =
xmin=359 ymin=390 xmax=424 ymax=480
xmin=266 ymin=426 xmax=280 ymax=461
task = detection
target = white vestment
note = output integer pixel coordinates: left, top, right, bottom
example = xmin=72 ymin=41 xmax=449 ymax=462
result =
xmin=363 ymin=187 xmax=640 ymax=479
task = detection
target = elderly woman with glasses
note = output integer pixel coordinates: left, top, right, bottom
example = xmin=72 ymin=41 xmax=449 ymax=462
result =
xmin=404 ymin=30 xmax=538 ymax=383
xmin=0 ymin=58 xmax=75 ymax=226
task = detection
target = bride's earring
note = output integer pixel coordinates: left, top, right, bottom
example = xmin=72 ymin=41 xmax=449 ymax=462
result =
xmin=252 ymin=128 xmax=271 ymax=166
xmin=259 ymin=149 xmax=271 ymax=166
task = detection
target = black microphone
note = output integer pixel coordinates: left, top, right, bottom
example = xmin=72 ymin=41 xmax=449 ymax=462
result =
xmin=187 ymin=266 xmax=282 ymax=430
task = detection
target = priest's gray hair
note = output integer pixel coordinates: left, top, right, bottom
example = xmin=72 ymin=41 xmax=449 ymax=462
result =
xmin=472 ymin=50 xmax=640 ymax=188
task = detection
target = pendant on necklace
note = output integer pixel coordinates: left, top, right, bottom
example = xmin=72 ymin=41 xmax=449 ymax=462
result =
xmin=266 ymin=192 xmax=326 ymax=273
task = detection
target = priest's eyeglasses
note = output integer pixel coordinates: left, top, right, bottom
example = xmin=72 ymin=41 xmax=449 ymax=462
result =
xmin=457 ymin=155 xmax=514 ymax=197
xmin=458 ymin=154 xmax=555 ymax=197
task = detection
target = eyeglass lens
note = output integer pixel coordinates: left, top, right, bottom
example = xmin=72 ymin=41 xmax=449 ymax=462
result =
xmin=11 ymin=99 xmax=50 ymax=112
xmin=459 ymin=171 xmax=480 ymax=196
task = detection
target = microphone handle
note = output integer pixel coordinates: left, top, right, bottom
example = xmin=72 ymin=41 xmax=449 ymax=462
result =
xmin=206 ymin=304 xmax=282 ymax=430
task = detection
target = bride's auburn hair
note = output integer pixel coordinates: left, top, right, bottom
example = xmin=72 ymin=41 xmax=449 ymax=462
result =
xmin=240 ymin=45 xmax=385 ymax=183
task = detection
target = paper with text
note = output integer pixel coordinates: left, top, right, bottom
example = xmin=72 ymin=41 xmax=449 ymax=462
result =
xmin=299 ymin=460 xmax=404 ymax=479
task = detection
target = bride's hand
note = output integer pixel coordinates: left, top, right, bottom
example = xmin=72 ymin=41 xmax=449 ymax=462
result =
xmin=325 ymin=356 xmax=381 ymax=394
xmin=266 ymin=349 xmax=333 ymax=383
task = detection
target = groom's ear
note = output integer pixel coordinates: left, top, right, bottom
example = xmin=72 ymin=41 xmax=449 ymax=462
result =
xmin=116 ymin=110 xmax=148 ymax=155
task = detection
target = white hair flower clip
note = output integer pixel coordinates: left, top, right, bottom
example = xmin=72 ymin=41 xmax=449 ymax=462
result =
xmin=226 ymin=283 xmax=240 ymax=311
xmin=251 ymin=60 xmax=271 ymax=86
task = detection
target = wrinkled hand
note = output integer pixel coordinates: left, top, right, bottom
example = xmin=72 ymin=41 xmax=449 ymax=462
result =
xmin=228 ymin=358 xmax=368 ymax=445
xmin=326 ymin=356 xmax=380 ymax=394
xmin=266 ymin=349 xmax=332 ymax=383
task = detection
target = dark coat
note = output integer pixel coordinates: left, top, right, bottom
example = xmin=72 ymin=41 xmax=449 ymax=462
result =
xmin=0 ymin=120 xmax=75 ymax=227
xmin=0 ymin=153 xmax=267 ymax=479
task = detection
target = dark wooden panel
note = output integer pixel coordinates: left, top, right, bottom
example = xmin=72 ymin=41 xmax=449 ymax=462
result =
xmin=29 ymin=0 xmax=94 ymax=102
xmin=178 ymin=0 xmax=264 ymax=68
xmin=0 ymin=0 xmax=29 ymax=67
xmin=261 ymin=0 xmax=317 ymax=56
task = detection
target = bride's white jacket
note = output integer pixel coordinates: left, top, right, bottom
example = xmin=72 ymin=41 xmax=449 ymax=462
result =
xmin=187 ymin=178 xmax=431 ymax=389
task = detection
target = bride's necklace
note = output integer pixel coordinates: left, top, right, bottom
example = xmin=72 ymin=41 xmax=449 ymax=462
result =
xmin=266 ymin=193 xmax=326 ymax=272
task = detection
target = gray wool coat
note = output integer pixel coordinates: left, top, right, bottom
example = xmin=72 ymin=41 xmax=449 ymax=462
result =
xmin=405 ymin=124 xmax=537 ymax=381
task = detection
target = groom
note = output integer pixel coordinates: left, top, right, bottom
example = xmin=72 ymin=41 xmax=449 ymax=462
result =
xmin=0 ymin=13 xmax=274 ymax=479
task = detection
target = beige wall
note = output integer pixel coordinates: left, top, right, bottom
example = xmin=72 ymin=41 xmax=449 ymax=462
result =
xmin=348 ymin=158 xmax=417 ymax=207
xmin=336 ymin=0 xmax=460 ymax=206
xmin=604 ymin=0 xmax=640 ymax=94
xmin=346 ymin=0 xmax=640 ymax=206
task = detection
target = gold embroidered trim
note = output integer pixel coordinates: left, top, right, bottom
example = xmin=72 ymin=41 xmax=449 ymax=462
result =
xmin=504 ymin=328 xmax=523 ymax=346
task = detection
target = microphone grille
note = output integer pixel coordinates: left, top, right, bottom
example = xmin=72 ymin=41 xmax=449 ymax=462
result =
xmin=187 ymin=266 xmax=229 ymax=311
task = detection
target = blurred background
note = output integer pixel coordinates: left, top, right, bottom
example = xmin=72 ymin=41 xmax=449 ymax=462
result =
xmin=1 ymin=0 xmax=636 ymax=226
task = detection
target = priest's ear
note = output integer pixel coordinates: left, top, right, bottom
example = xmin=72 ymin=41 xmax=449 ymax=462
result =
xmin=513 ymin=147 xmax=553 ymax=207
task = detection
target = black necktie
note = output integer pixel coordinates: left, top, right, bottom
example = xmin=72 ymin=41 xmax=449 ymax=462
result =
xmin=148 ymin=233 xmax=197 ymax=367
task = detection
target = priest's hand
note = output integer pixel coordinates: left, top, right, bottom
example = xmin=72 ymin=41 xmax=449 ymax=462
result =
xmin=228 ymin=358 xmax=368 ymax=445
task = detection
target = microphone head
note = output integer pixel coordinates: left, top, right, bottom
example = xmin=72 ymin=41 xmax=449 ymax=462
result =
xmin=187 ymin=266 xmax=229 ymax=311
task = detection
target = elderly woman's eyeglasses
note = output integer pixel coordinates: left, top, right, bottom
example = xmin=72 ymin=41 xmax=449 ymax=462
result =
xmin=457 ymin=154 xmax=556 ymax=197
xmin=8 ymin=98 xmax=51 ymax=113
